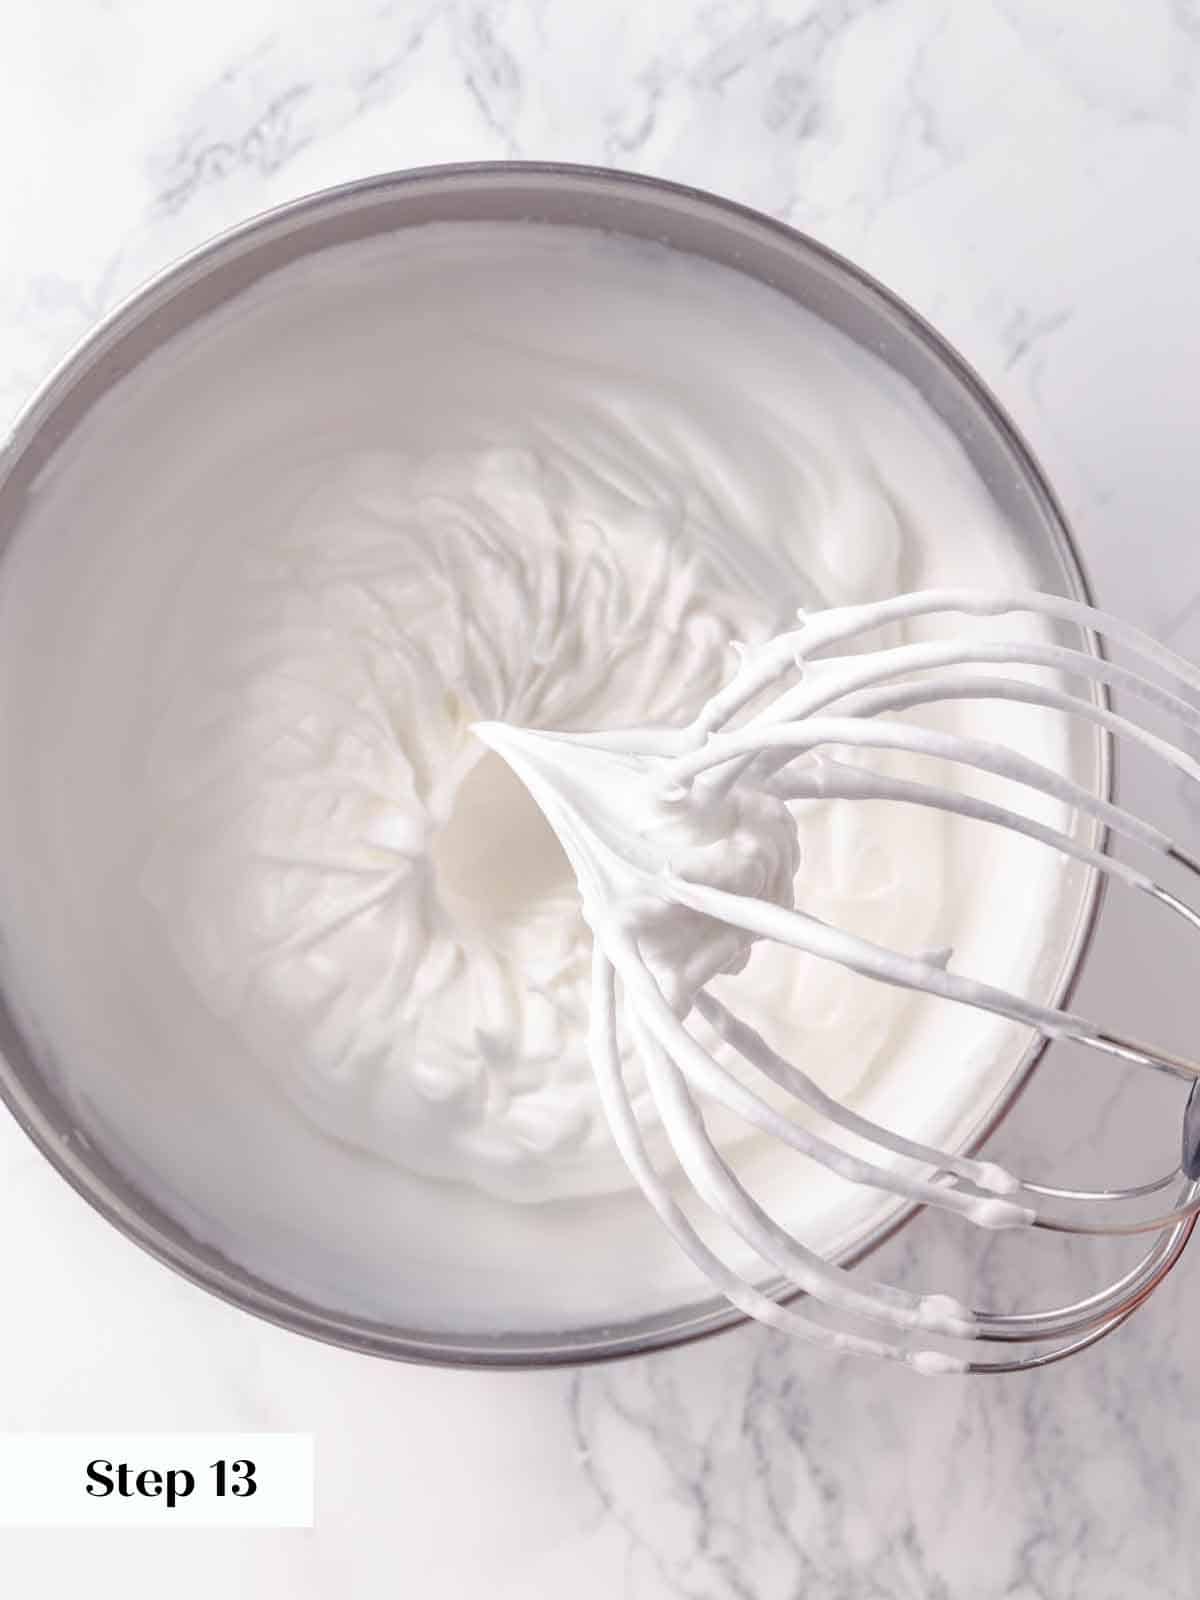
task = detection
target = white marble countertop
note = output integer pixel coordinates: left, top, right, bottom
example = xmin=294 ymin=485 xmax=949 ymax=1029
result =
xmin=3 ymin=2 xmax=1200 ymax=1595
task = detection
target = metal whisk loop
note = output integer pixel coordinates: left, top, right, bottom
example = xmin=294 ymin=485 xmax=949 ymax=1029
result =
xmin=478 ymin=590 xmax=1200 ymax=1373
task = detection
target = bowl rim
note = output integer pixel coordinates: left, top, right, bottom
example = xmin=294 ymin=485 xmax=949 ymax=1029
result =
xmin=0 ymin=159 xmax=1110 ymax=1368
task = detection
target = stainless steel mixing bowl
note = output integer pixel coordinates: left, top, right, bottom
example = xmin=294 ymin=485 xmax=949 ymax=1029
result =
xmin=0 ymin=163 xmax=1106 ymax=1366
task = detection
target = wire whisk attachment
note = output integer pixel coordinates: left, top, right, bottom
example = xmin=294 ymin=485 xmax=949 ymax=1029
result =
xmin=477 ymin=589 xmax=1200 ymax=1373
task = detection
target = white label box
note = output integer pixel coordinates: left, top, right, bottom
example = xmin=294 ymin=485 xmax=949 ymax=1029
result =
xmin=0 ymin=1433 xmax=314 ymax=1527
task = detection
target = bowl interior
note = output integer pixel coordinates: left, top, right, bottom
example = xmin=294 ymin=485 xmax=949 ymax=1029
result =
xmin=0 ymin=164 xmax=1105 ymax=1366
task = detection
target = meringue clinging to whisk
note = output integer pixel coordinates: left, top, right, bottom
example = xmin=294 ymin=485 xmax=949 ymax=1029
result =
xmin=479 ymin=589 xmax=1200 ymax=1373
